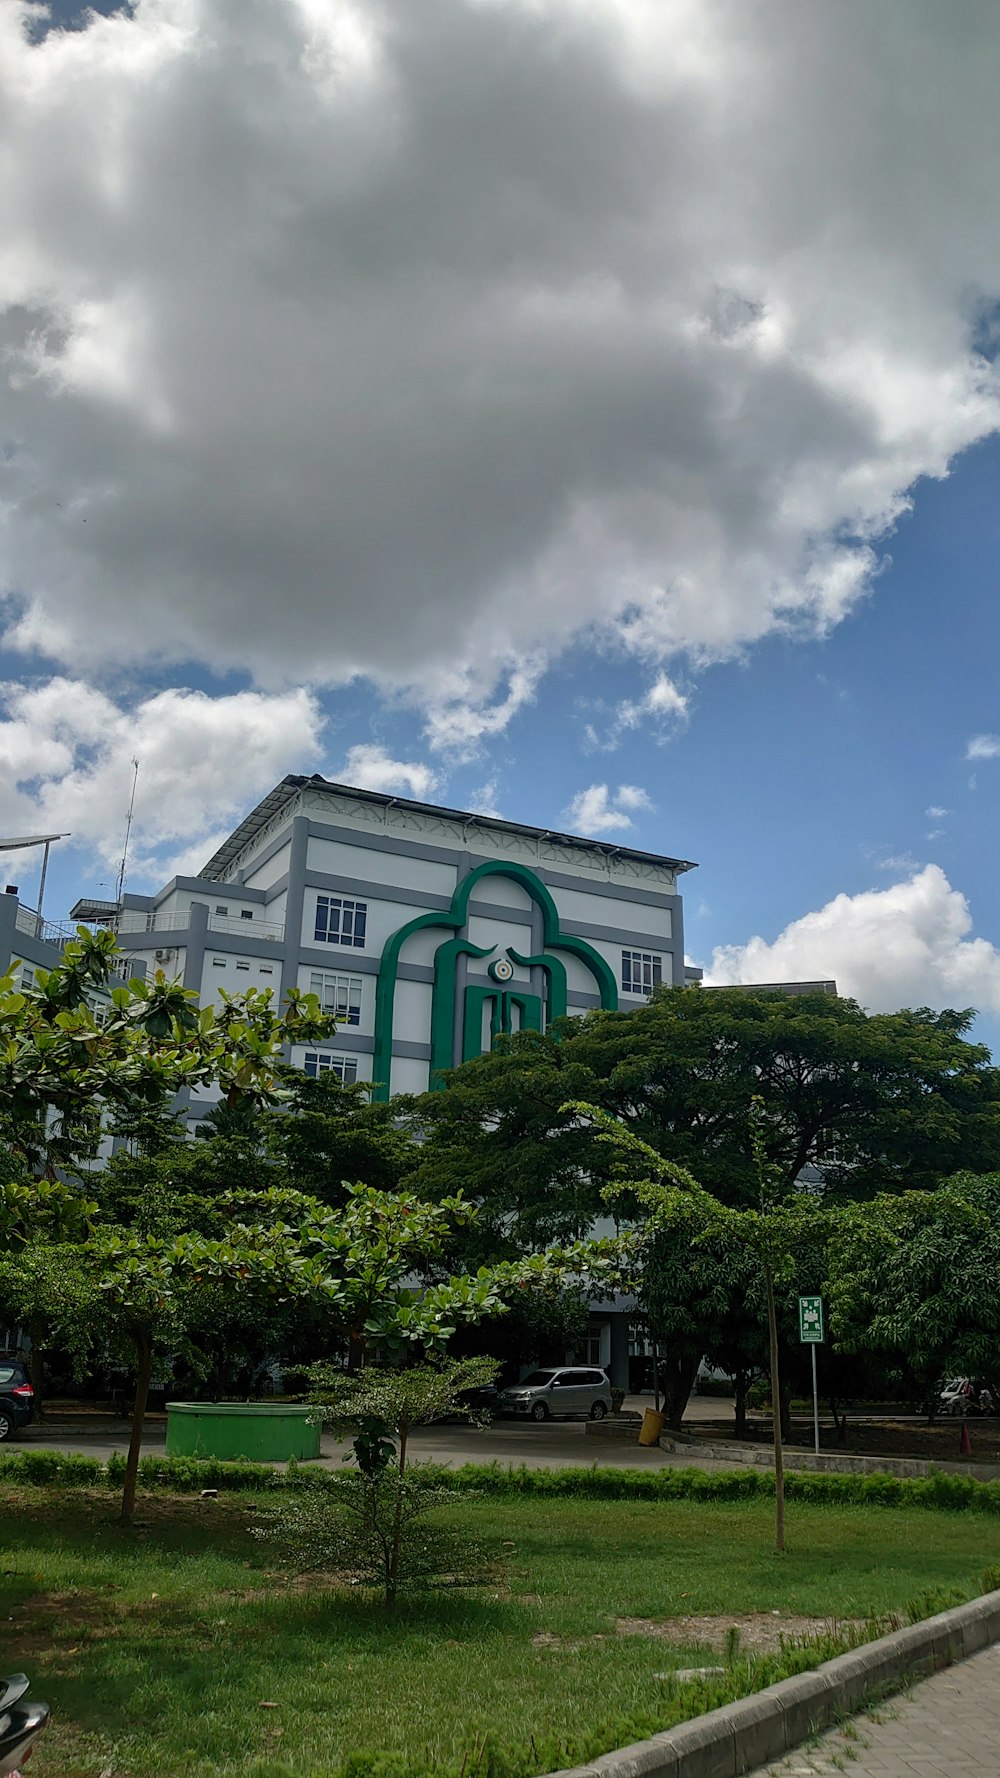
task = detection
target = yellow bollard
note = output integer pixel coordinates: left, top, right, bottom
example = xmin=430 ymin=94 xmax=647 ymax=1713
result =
xmin=638 ymin=1408 xmax=665 ymax=1446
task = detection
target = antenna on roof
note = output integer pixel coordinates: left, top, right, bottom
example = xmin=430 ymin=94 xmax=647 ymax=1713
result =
xmin=115 ymin=757 xmax=140 ymax=906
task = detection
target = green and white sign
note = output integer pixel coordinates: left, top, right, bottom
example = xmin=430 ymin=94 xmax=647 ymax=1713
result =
xmin=798 ymin=1295 xmax=824 ymax=1343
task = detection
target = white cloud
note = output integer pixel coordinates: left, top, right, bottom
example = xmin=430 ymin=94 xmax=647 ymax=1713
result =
xmin=707 ymin=864 xmax=1000 ymax=1015
xmin=875 ymin=851 xmax=918 ymax=874
xmin=335 ymin=744 xmax=440 ymax=801
xmin=617 ymin=675 xmax=690 ymax=733
xmin=0 ymin=678 xmax=323 ymax=879
xmin=564 ymin=782 xmax=653 ymax=835
xmin=468 ymin=778 xmax=505 ymax=819
xmin=926 ymin=805 xmax=949 ymax=818
xmin=420 ymin=661 xmax=544 ymax=757
xmin=0 ymin=1 xmax=998 ymax=731
xmin=967 ymin=736 xmax=1000 ymax=760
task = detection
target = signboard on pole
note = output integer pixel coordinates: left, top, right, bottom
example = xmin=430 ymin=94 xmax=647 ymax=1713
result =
xmin=798 ymin=1295 xmax=824 ymax=1344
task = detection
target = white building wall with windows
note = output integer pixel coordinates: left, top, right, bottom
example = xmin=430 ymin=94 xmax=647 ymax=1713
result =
xmin=7 ymin=778 xmax=699 ymax=1389
xmin=72 ymin=774 xmax=694 ymax=1107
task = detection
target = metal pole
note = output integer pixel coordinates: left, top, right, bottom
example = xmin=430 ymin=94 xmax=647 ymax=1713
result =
xmin=811 ymin=1343 xmax=820 ymax=1455
xmin=35 ymin=839 xmax=51 ymax=939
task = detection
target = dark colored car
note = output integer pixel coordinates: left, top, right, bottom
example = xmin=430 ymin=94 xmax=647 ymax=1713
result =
xmin=436 ymin=1382 xmax=500 ymax=1422
xmin=0 ymin=1359 xmax=35 ymax=1441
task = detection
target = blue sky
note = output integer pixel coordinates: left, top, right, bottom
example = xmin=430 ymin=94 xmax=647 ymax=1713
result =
xmin=3 ymin=1 xmax=1000 ymax=1050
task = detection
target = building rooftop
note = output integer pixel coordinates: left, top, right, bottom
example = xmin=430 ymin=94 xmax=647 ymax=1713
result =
xmin=199 ymin=773 xmax=699 ymax=883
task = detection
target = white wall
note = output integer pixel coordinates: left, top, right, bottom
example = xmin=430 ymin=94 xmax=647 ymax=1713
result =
xmin=389 ymin=1055 xmax=431 ymax=1095
xmin=554 ymin=887 xmax=672 ymax=941
xmin=244 ymin=841 xmax=292 ymax=891
xmin=471 ymin=874 xmax=533 ymax=911
xmin=467 ymin=913 xmax=533 ymax=959
xmin=308 ymin=837 xmax=458 ymax=897
xmin=302 ymin=889 xmax=450 ymax=960
xmin=392 ymin=978 xmax=434 ymax=1045
xmin=200 ymin=952 xmax=280 ymax=1008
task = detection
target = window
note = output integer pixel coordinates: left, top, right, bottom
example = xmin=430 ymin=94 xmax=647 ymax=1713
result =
xmin=240 ymin=909 xmax=254 ymax=920
xmin=212 ymin=958 xmax=227 ymax=968
xmin=215 ymin=904 xmax=229 ymax=915
xmin=303 ymin=1051 xmax=359 ymax=1085
xmin=236 ymin=961 xmax=250 ymax=971
xmin=309 ymin=971 xmax=363 ymax=1026
xmin=259 ymin=965 xmax=274 ymax=976
xmin=16 ymin=963 xmax=34 ymax=990
xmin=314 ymin=895 xmax=367 ymax=948
xmin=622 ymin=950 xmax=662 ymax=996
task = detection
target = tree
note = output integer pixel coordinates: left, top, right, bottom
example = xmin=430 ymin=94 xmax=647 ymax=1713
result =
xmin=573 ymin=1099 xmax=831 ymax=1554
xmin=637 ymin=1206 xmax=760 ymax=1431
xmin=0 ymin=928 xmax=335 ymax=1179
xmin=827 ymin=1171 xmax=1000 ymax=1415
xmin=407 ymin=992 xmax=1000 ymax=1239
xmin=271 ymin=1358 xmax=501 ymax=1608
xmin=265 ymin=1068 xmax=419 ymax=1205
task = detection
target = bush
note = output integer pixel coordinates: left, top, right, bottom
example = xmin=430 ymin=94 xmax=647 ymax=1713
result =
xmin=6 ymin=1449 xmax=1000 ymax=1518
xmin=0 ymin=1449 xmax=105 ymax=1487
xmin=256 ymin=1469 xmax=487 ymax=1608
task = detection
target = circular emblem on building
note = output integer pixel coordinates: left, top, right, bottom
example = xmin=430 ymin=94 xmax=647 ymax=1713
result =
xmin=489 ymin=956 xmax=515 ymax=983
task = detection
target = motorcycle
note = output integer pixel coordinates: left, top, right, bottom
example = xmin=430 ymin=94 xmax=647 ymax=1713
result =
xmin=0 ymin=1674 xmax=50 ymax=1777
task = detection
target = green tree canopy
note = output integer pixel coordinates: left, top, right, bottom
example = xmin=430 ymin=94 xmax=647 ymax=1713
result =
xmin=827 ymin=1170 xmax=1000 ymax=1410
xmin=407 ymin=990 xmax=1000 ymax=1240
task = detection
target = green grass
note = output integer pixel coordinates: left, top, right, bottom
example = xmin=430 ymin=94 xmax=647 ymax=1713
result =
xmin=2 ymin=1484 xmax=998 ymax=1778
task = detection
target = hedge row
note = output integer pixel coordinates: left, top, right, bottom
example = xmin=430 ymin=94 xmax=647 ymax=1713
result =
xmin=3 ymin=1447 xmax=1000 ymax=1514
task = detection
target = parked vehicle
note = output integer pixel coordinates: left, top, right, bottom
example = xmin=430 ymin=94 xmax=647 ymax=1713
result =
xmin=0 ymin=1673 xmax=50 ymax=1776
xmin=937 ymin=1377 xmax=995 ymax=1417
xmin=0 ymin=1362 xmax=34 ymax=1443
xmin=499 ymin=1367 xmax=613 ymax=1422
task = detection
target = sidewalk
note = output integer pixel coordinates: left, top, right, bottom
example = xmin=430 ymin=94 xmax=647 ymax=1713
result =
xmin=761 ymin=1642 xmax=1000 ymax=1776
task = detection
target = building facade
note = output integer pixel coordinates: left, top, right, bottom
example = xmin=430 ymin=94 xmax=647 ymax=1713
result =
xmin=3 ymin=778 xmax=700 ymax=1388
xmin=68 ymin=775 xmax=697 ymax=1112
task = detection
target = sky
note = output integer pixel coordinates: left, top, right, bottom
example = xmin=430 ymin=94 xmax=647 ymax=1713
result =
xmin=2 ymin=0 xmax=1000 ymax=1049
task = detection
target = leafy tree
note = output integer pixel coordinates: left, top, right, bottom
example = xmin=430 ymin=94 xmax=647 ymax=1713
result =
xmin=265 ymin=1069 xmax=418 ymax=1205
xmin=576 ymin=1099 xmax=831 ymax=1553
xmin=827 ymin=1171 xmax=1000 ymax=1415
xmin=308 ymin=1357 xmax=500 ymax=1472
xmin=264 ymin=1358 xmax=501 ymax=1607
xmin=638 ymin=1206 xmax=760 ymax=1431
xmin=0 ymin=928 xmax=333 ymax=1178
xmin=408 ymin=993 xmax=1000 ymax=1240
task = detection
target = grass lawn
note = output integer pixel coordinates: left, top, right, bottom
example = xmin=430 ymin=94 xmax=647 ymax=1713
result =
xmin=2 ymin=1482 xmax=998 ymax=1778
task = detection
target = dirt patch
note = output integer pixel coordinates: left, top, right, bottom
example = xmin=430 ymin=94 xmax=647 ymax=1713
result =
xmin=614 ymin=1611 xmax=867 ymax=1653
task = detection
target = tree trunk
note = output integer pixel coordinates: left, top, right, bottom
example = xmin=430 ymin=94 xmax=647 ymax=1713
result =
xmin=661 ymin=1352 xmax=701 ymax=1431
xmin=26 ymin=1318 xmax=46 ymax=1421
xmin=778 ymin=1361 xmax=792 ymax=1443
xmin=764 ymin=1262 xmax=785 ymax=1555
xmin=120 ymin=1333 xmax=153 ymax=1528
xmin=734 ymin=1369 xmax=748 ymax=1440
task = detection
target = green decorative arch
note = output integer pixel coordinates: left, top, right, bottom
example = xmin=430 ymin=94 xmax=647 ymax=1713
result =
xmin=372 ymin=859 xmax=618 ymax=1098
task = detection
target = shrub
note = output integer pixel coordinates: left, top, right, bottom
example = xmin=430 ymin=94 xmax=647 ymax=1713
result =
xmin=257 ymin=1469 xmax=487 ymax=1609
xmin=0 ymin=1449 xmax=104 ymax=1487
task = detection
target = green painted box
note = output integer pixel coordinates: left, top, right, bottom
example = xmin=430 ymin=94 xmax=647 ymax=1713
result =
xmin=165 ymin=1402 xmax=321 ymax=1462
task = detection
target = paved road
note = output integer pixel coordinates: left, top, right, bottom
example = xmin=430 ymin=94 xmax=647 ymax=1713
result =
xmin=10 ymin=1395 xmax=930 ymax=1471
xmin=11 ymin=1397 xmax=738 ymax=1471
xmin=762 ymin=1644 xmax=1000 ymax=1776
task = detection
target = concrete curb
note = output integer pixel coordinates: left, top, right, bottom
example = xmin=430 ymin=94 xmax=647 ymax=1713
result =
xmin=545 ymin=1588 xmax=1000 ymax=1778
xmin=656 ymin=1429 xmax=1000 ymax=1482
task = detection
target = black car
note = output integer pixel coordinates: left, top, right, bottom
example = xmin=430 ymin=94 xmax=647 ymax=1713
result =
xmin=0 ymin=1359 xmax=35 ymax=1441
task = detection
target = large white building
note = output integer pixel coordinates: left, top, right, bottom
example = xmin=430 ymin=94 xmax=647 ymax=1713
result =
xmin=64 ymin=774 xmax=698 ymax=1110
xmin=2 ymin=777 xmax=702 ymax=1387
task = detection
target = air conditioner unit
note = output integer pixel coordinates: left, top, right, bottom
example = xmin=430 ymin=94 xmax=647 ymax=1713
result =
xmin=154 ymin=948 xmax=175 ymax=963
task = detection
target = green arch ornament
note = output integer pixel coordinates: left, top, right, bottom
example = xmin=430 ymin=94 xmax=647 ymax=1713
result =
xmin=371 ymin=859 xmax=618 ymax=1099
